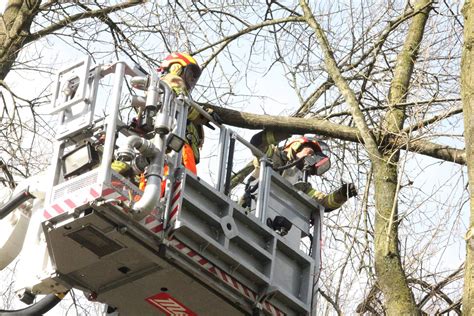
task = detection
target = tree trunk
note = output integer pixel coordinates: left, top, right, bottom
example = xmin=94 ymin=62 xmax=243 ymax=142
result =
xmin=462 ymin=1 xmax=474 ymax=314
xmin=373 ymin=0 xmax=431 ymax=314
xmin=0 ymin=0 xmax=42 ymax=80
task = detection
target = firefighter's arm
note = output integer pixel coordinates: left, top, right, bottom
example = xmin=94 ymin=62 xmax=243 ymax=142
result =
xmin=306 ymin=183 xmax=357 ymax=212
xmin=188 ymin=106 xmax=222 ymax=131
xmin=249 ymin=129 xmax=289 ymax=179
xmin=160 ymin=73 xmax=218 ymax=127
xmin=250 ymin=129 xmax=291 ymax=152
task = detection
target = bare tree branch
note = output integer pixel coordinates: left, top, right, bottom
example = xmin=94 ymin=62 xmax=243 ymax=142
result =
xmin=203 ymin=103 xmax=466 ymax=164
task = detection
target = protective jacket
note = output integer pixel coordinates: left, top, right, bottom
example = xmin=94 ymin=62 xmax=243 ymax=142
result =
xmin=249 ymin=130 xmax=354 ymax=212
xmin=160 ymin=73 xmax=204 ymax=170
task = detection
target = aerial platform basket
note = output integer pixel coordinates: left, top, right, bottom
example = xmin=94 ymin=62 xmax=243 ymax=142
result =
xmin=41 ymin=167 xmax=321 ymax=316
xmin=13 ymin=56 xmax=322 ymax=315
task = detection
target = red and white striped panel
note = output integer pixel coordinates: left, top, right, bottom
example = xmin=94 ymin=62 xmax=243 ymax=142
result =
xmin=139 ymin=180 xmax=183 ymax=237
xmin=169 ymin=238 xmax=285 ymax=316
xmin=101 ymin=186 xmax=129 ymax=202
xmin=43 ymin=185 xmax=102 ymax=220
xmin=101 ymin=185 xmax=165 ymax=235
xmin=166 ymin=181 xmax=182 ymax=232
xmin=43 ymin=181 xmax=166 ymax=238
xmin=140 ymin=209 xmax=164 ymax=235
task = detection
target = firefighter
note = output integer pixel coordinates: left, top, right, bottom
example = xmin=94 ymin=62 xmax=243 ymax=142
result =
xmin=241 ymin=129 xmax=357 ymax=212
xmin=112 ymin=53 xmax=205 ymax=180
xmin=159 ymin=52 xmax=205 ymax=175
xmin=115 ymin=53 xmax=213 ymax=196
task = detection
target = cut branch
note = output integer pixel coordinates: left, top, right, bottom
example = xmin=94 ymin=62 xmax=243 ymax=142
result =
xmin=203 ymin=103 xmax=466 ymax=165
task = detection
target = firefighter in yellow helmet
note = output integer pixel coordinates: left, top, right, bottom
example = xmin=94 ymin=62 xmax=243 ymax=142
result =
xmin=159 ymin=52 xmax=207 ymax=175
xmin=241 ymin=129 xmax=357 ymax=212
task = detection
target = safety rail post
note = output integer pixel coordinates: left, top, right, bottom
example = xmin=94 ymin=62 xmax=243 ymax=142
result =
xmin=98 ymin=62 xmax=126 ymax=185
xmin=185 ymin=99 xmax=265 ymax=193
xmin=216 ymin=127 xmax=231 ymax=193
xmin=223 ymin=133 xmax=235 ymax=196
xmin=169 ymin=94 xmax=188 ymax=171
xmin=163 ymin=93 xmax=188 ymax=233
xmin=254 ymin=157 xmax=271 ymax=224
xmin=310 ymin=207 xmax=323 ymax=316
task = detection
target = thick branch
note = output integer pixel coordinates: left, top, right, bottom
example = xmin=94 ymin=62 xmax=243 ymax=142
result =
xmin=203 ymin=104 xmax=466 ymax=165
xmin=0 ymin=0 xmax=42 ymax=80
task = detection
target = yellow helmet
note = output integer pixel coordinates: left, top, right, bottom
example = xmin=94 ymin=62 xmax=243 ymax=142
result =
xmin=160 ymin=52 xmax=202 ymax=90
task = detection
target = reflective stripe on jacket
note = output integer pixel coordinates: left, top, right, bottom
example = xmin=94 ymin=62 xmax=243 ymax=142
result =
xmin=305 ymin=186 xmax=348 ymax=212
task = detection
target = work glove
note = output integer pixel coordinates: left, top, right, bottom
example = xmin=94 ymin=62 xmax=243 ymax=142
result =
xmin=337 ymin=183 xmax=357 ymax=198
xmin=239 ymin=176 xmax=258 ymax=209
xmin=240 ymin=191 xmax=255 ymax=209
xmin=208 ymin=108 xmax=223 ymax=124
xmin=293 ymin=181 xmax=312 ymax=193
xmin=202 ymin=107 xmax=223 ymax=130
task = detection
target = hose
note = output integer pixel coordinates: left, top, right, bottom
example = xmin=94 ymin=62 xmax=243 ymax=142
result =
xmin=0 ymin=292 xmax=66 ymax=316
xmin=0 ymin=189 xmax=35 ymax=220
xmin=132 ymin=81 xmax=173 ymax=214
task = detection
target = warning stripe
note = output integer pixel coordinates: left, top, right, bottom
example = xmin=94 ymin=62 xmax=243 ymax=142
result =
xmin=104 ymin=183 xmax=162 ymax=234
xmin=42 ymin=178 xmax=165 ymax=238
xmin=169 ymin=205 xmax=179 ymax=220
xmin=90 ymin=188 xmax=100 ymax=198
xmin=150 ymin=224 xmax=164 ymax=233
xmin=43 ymin=210 xmax=52 ymax=219
xmin=167 ymin=181 xmax=182 ymax=229
xmin=169 ymin=238 xmax=285 ymax=316
xmin=171 ymin=190 xmax=181 ymax=205
xmin=43 ymin=190 xmax=92 ymax=219
xmin=140 ymin=214 xmax=164 ymax=234
xmin=64 ymin=199 xmax=76 ymax=208
xmin=140 ymin=206 xmax=165 ymax=235
xmin=102 ymin=187 xmax=116 ymax=196
xmin=145 ymin=216 xmax=155 ymax=225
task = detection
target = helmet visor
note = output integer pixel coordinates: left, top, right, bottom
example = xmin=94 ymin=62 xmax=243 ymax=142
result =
xmin=183 ymin=64 xmax=202 ymax=91
xmin=304 ymin=152 xmax=331 ymax=176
